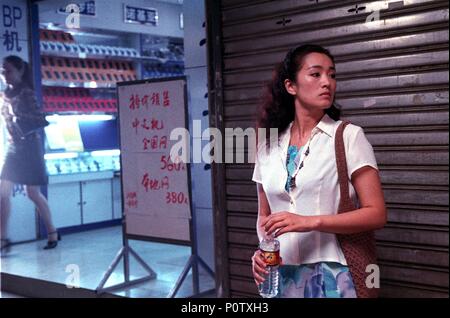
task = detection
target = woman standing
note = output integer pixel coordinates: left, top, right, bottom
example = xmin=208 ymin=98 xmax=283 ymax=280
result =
xmin=251 ymin=45 xmax=386 ymax=298
xmin=1 ymin=55 xmax=59 ymax=253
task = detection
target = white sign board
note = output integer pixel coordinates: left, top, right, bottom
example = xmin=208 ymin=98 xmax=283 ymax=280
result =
xmin=117 ymin=78 xmax=191 ymax=242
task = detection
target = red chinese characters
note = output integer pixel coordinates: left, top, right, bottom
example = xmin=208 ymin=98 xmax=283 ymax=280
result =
xmin=132 ymin=118 xmax=140 ymax=134
xmin=141 ymin=94 xmax=149 ymax=109
xmin=151 ymin=118 xmax=164 ymax=130
xmin=141 ymin=173 xmax=170 ymax=192
xmin=128 ymin=91 xmax=171 ymax=110
xmin=127 ymin=87 xmax=185 ymax=210
xmin=129 ymin=94 xmax=141 ymax=110
xmin=163 ymin=90 xmax=170 ymax=107
xmin=132 ymin=118 xmax=164 ymax=134
xmin=142 ymin=135 xmax=167 ymax=151
xmin=126 ymin=192 xmax=138 ymax=209
xmin=151 ymin=93 xmax=160 ymax=106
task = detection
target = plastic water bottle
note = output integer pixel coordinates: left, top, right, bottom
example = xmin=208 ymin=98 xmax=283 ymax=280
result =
xmin=258 ymin=235 xmax=280 ymax=298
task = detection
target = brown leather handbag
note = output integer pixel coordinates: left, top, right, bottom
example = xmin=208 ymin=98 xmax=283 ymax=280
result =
xmin=335 ymin=121 xmax=379 ymax=298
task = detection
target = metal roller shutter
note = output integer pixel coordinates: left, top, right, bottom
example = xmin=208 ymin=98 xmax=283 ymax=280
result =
xmin=207 ymin=0 xmax=449 ymax=298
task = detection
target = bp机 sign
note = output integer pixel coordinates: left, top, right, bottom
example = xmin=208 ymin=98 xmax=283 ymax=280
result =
xmin=0 ymin=0 xmax=28 ymax=57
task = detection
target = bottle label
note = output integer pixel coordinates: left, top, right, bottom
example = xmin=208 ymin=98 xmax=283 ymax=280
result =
xmin=260 ymin=249 xmax=280 ymax=266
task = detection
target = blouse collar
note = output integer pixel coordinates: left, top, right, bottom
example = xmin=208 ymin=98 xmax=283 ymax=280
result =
xmin=278 ymin=113 xmax=338 ymax=160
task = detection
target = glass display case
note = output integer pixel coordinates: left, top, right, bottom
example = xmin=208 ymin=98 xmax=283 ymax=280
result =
xmin=43 ymin=114 xmax=120 ymax=175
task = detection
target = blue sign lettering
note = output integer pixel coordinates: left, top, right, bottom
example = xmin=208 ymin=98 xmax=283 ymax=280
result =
xmin=2 ymin=5 xmax=22 ymax=28
xmin=3 ymin=29 xmax=22 ymax=52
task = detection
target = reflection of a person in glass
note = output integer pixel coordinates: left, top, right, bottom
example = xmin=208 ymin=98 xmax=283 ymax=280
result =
xmin=0 ymin=55 xmax=59 ymax=254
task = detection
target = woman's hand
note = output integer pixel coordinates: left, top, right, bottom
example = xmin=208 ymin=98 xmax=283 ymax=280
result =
xmin=262 ymin=212 xmax=319 ymax=237
xmin=251 ymin=249 xmax=268 ymax=286
xmin=252 ymin=249 xmax=283 ymax=286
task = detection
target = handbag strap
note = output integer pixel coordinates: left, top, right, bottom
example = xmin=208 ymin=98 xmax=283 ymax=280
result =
xmin=335 ymin=121 xmax=355 ymax=213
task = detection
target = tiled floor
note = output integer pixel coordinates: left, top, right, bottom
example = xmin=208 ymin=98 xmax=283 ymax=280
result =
xmin=0 ymin=226 xmax=215 ymax=298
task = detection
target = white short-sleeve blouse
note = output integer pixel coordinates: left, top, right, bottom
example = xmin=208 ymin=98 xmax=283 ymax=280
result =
xmin=252 ymin=113 xmax=378 ymax=266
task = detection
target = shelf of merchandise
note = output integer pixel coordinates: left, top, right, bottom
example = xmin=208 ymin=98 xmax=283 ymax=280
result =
xmin=39 ymin=31 xmax=184 ymax=111
xmin=43 ymin=88 xmax=117 ymax=114
xmin=39 ymin=28 xmax=141 ymax=60
xmin=39 ymin=29 xmax=185 ymax=113
xmin=39 ymin=28 xmax=140 ymax=113
xmin=41 ymin=51 xmax=161 ymax=62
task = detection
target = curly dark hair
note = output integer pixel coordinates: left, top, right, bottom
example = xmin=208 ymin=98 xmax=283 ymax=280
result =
xmin=257 ymin=44 xmax=340 ymax=140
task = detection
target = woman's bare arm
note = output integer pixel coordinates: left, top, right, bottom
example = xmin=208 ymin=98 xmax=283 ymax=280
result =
xmin=256 ymin=183 xmax=271 ymax=240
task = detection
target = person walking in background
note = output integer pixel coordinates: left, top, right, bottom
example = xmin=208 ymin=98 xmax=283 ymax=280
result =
xmin=0 ymin=55 xmax=59 ymax=254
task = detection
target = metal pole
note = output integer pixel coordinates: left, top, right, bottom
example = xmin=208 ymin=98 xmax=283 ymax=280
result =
xmin=96 ymin=247 xmax=125 ymax=292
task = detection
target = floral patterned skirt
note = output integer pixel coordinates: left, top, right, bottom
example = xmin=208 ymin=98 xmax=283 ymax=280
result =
xmin=278 ymin=262 xmax=357 ymax=298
